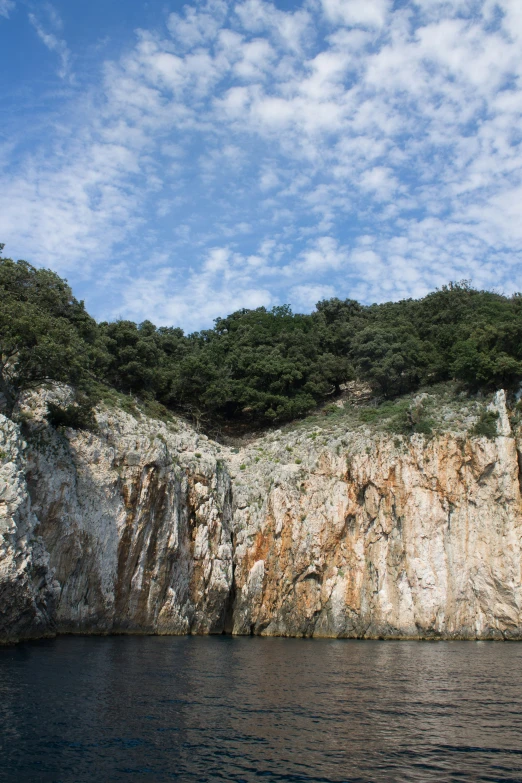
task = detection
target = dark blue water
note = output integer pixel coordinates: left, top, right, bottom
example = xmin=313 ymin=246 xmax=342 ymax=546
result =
xmin=1 ymin=637 xmax=521 ymax=782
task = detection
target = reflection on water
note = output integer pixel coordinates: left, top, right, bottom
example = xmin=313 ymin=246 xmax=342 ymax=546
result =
xmin=1 ymin=636 xmax=521 ymax=782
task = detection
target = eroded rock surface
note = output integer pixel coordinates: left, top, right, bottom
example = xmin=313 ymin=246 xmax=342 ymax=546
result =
xmin=1 ymin=407 xmax=233 ymax=641
xmin=231 ymin=432 xmax=522 ymax=639
xmin=1 ymin=390 xmax=521 ymax=642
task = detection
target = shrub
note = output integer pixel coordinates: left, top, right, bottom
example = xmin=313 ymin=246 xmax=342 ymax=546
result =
xmin=413 ymin=418 xmax=434 ymax=436
xmin=471 ymin=410 xmax=499 ymax=439
xmin=46 ymin=400 xmax=96 ymax=431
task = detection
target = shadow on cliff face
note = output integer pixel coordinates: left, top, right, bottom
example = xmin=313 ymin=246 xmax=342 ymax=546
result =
xmin=114 ymin=463 xmax=183 ymax=632
xmin=21 ymin=419 xmax=235 ymax=639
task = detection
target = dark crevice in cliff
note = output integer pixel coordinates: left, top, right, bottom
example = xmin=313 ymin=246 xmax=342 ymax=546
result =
xmin=222 ymin=481 xmax=236 ymax=634
xmin=223 ymin=556 xmax=236 ymax=635
xmin=517 ymin=446 xmax=522 ymax=498
xmin=340 ymin=514 xmax=357 ymax=539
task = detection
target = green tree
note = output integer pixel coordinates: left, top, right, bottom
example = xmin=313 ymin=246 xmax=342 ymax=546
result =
xmin=0 ymin=254 xmax=96 ymax=417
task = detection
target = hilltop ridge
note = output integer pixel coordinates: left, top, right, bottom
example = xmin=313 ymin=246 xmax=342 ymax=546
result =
xmin=1 ymin=250 xmax=522 ymax=435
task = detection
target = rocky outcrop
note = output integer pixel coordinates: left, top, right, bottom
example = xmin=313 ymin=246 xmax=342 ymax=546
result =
xmin=1 ymin=405 xmax=233 ymax=641
xmin=230 ymin=432 xmax=522 ymax=639
xmin=1 ymin=390 xmax=521 ymax=642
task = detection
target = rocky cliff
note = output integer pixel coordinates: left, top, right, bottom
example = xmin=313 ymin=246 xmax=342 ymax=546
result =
xmin=1 ymin=389 xmax=521 ymax=643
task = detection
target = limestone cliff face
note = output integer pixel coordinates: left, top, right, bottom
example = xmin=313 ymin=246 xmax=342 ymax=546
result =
xmin=1 ymin=391 xmax=521 ymax=642
xmin=230 ymin=430 xmax=522 ymax=639
xmin=1 ymin=404 xmax=233 ymax=642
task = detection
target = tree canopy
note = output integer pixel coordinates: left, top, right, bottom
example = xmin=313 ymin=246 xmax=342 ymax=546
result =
xmin=1 ymin=247 xmax=521 ymax=429
xmin=0 ymin=255 xmax=100 ymax=416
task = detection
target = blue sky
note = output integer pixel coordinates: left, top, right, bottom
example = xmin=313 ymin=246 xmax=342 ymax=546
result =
xmin=1 ymin=0 xmax=522 ymax=331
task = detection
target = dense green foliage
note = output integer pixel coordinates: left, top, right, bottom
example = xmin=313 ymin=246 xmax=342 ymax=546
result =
xmin=1 ymin=246 xmax=521 ymax=429
xmin=0 ymin=249 xmax=103 ymax=416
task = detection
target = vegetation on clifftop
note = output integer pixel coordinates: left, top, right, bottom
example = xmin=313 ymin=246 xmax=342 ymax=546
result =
xmin=1 ymin=245 xmax=522 ymax=430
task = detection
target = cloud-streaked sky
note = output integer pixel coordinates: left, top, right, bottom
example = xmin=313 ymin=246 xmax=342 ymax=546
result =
xmin=1 ymin=0 xmax=521 ymax=331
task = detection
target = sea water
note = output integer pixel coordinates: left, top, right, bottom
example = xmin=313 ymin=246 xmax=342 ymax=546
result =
xmin=1 ymin=636 xmax=521 ymax=782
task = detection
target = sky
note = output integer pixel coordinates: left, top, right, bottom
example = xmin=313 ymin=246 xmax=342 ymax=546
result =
xmin=1 ymin=0 xmax=522 ymax=332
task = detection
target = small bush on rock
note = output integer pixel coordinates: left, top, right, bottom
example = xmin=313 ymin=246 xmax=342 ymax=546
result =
xmin=471 ymin=410 xmax=499 ymax=439
xmin=46 ymin=400 xmax=96 ymax=431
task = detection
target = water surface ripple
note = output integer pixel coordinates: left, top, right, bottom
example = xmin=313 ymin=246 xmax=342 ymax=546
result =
xmin=1 ymin=637 xmax=521 ymax=782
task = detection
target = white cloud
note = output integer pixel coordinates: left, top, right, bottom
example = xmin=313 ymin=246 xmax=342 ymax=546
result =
xmin=115 ymin=248 xmax=274 ymax=331
xmin=234 ymin=0 xmax=313 ymax=53
xmin=359 ymin=166 xmax=399 ymax=201
xmin=28 ymin=8 xmax=72 ymax=81
xmin=199 ymin=144 xmax=246 ymax=181
xmin=296 ymin=237 xmax=349 ymax=274
xmin=0 ymin=131 xmax=143 ymax=274
xmin=0 ymin=0 xmax=14 ymax=19
xmin=167 ymin=0 xmax=228 ymax=50
xmin=320 ymin=0 xmax=392 ymax=28
xmin=259 ymin=164 xmax=280 ymax=191
xmin=290 ymin=283 xmax=336 ymax=308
